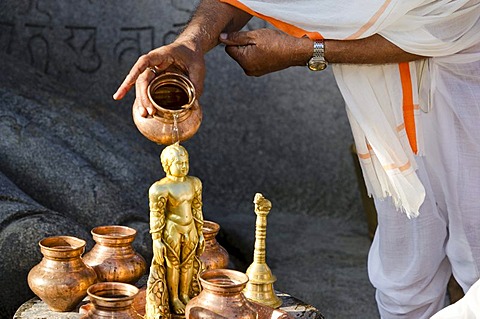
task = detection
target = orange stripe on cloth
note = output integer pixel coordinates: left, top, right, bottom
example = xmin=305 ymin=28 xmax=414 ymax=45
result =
xmin=358 ymin=152 xmax=371 ymax=160
xmin=219 ymin=0 xmax=323 ymax=39
xmin=383 ymin=161 xmax=412 ymax=172
xmin=345 ymin=0 xmax=392 ymax=40
xmin=399 ymin=62 xmax=418 ymax=154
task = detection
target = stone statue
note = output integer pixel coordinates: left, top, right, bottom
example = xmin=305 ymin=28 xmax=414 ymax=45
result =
xmin=146 ymin=143 xmax=205 ymax=319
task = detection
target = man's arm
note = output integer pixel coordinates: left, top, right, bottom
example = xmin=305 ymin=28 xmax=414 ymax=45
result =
xmin=220 ymin=29 xmax=426 ymax=76
xmin=177 ymin=0 xmax=252 ymax=55
xmin=325 ymin=35 xmax=425 ymax=65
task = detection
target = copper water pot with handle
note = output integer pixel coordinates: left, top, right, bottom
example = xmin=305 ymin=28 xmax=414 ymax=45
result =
xmin=132 ymin=72 xmax=202 ymax=145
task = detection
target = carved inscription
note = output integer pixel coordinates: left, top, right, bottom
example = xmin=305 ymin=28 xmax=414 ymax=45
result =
xmin=65 ymin=26 xmax=102 ymax=73
xmin=0 ymin=22 xmax=14 ymax=54
xmin=1 ymin=0 xmax=268 ymax=78
xmin=114 ymin=27 xmax=154 ymax=64
xmin=18 ymin=0 xmax=53 ymax=22
xmin=24 ymin=23 xmax=51 ymax=74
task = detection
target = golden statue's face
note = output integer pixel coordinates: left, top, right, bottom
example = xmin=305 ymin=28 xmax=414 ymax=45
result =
xmin=168 ymin=154 xmax=189 ymax=177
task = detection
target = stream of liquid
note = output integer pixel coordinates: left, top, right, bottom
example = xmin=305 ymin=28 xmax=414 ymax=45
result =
xmin=172 ymin=113 xmax=179 ymax=144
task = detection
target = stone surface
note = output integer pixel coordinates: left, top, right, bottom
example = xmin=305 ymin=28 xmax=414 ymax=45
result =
xmin=14 ymin=291 xmax=324 ymax=319
xmin=0 ymin=1 xmax=378 ymax=318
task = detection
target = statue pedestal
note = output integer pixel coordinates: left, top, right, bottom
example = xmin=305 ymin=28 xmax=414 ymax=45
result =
xmin=15 ymin=289 xmax=324 ymax=319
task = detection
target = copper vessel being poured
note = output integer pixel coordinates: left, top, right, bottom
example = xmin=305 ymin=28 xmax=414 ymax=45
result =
xmin=132 ymin=72 xmax=202 ymax=145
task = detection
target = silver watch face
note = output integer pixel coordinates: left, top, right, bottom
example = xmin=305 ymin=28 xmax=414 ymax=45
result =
xmin=308 ymin=58 xmax=327 ymax=71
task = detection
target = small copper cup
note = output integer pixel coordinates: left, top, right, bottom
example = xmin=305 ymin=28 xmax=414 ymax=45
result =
xmin=82 ymin=282 xmax=142 ymax=319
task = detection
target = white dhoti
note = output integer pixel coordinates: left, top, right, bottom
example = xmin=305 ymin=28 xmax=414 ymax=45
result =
xmin=351 ymin=57 xmax=480 ymax=318
xmin=370 ymin=51 xmax=480 ymax=317
xmin=432 ymin=279 xmax=480 ymax=319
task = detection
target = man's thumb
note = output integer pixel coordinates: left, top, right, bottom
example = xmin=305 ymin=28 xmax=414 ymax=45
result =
xmin=219 ymin=31 xmax=252 ymax=46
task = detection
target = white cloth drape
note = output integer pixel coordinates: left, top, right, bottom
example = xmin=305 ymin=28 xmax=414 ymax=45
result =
xmin=431 ymin=278 xmax=480 ymax=319
xmin=221 ymin=0 xmax=480 ymax=218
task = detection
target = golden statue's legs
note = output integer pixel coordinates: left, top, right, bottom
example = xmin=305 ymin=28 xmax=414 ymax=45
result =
xmin=165 ymin=228 xmax=185 ymax=314
xmin=179 ymin=225 xmax=198 ymax=305
xmin=164 ymin=220 xmax=199 ymax=314
xmin=179 ymin=264 xmax=193 ymax=305
xmin=166 ymin=265 xmax=186 ymax=314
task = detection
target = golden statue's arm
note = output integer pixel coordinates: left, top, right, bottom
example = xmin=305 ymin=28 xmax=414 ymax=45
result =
xmin=145 ymin=183 xmax=170 ymax=319
xmin=149 ymin=183 xmax=168 ymax=263
xmin=149 ymin=185 xmax=167 ymax=234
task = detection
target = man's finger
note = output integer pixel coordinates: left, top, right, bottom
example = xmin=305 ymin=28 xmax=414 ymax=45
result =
xmin=137 ymin=67 xmax=157 ymax=100
xmin=225 ymin=44 xmax=251 ymax=62
xmin=219 ymin=31 xmax=254 ymax=46
xmin=113 ymin=50 xmax=173 ymax=100
xmin=135 ymin=70 xmax=156 ymax=116
xmin=133 ymin=97 xmax=148 ymax=118
xmin=113 ymin=54 xmax=152 ymax=100
xmin=112 ymin=73 xmax=135 ymax=100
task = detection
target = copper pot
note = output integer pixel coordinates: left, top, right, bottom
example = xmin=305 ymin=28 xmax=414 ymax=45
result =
xmin=185 ymin=269 xmax=258 ymax=319
xmin=83 ymin=225 xmax=146 ymax=284
xmin=82 ymin=282 xmax=142 ymax=319
xmin=200 ymin=220 xmax=229 ymax=270
xmin=27 ymin=236 xmax=97 ymax=312
xmin=133 ymin=72 xmax=202 ymax=145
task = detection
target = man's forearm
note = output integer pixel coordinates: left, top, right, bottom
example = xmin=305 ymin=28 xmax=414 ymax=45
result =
xmin=177 ymin=0 xmax=252 ymax=54
xmin=293 ymin=34 xmax=426 ymax=66
xmin=325 ymin=34 xmax=426 ymax=64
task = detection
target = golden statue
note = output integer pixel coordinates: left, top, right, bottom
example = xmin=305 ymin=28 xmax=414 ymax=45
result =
xmin=145 ymin=143 xmax=205 ymax=319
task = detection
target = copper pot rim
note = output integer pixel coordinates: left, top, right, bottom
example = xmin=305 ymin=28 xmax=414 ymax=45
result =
xmin=202 ymin=220 xmax=220 ymax=236
xmin=87 ymin=282 xmax=139 ymax=305
xmin=147 ymin=72 xmax=196 ymax=114
xmin=91 ymin=225 xmax=136 ymax=242
xmin=39 ymin=235 xmax=86 ymax=257
xmin=200 ymin=269 xmax=249 ymax=293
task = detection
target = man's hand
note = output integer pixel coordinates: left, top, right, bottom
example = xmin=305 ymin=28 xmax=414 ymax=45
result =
xmin=220 ymin=28 xmax=313 ymax=76
xmin=112 ymin=40 xmax=206 ymax=117
xmin=112 ymin=0 xmax=252 ymax=117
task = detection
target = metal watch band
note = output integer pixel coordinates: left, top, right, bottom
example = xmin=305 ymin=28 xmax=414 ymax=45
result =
xmin=313 ymin=40 xmax=325 ymax=59
xmin=307 ymin=40 xmax=327 ymax=71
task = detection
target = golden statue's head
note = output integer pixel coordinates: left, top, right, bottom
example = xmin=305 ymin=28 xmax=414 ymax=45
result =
xmin=160 ymin=143 xmax=189 ymax=177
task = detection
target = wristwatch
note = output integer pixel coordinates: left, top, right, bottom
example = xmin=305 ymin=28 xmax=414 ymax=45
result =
xmin=307 ymin=40 xmax=327 ymax=71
